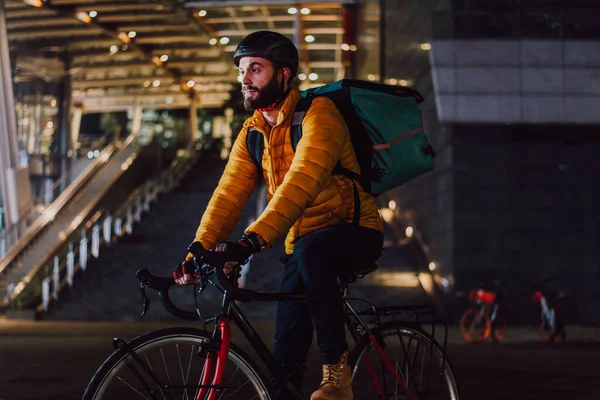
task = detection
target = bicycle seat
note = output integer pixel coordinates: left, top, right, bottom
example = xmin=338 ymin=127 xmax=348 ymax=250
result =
xmin=340 ymin=264 xmax=378 ymax=284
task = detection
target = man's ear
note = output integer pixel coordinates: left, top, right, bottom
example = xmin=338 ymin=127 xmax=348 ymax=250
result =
xmin=280 ymin=67 xmax=291 ymax=86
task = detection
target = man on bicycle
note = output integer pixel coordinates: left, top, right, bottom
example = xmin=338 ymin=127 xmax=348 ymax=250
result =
xmin=174 ymin=30 xmax=383 ymax=400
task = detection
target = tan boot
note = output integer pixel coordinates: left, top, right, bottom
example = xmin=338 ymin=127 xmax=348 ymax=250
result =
xmin=310 ymin=351 xmax=353 ymax=400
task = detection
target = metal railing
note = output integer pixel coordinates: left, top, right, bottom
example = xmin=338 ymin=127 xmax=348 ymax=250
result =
xmin=0 ymin=134 xmax=122 ymax=261
xmin=0 ymin=140 xmax=122 ymax=277
xmin=9 ymin=148 xmax=196 ymax=314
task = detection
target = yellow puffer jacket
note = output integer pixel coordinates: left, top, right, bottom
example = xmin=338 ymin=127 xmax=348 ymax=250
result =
xmin=191 ymin=88 xmax=382 ymax=255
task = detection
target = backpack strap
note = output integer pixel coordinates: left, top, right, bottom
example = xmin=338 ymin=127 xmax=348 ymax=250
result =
xmin=291 ymin=95 xmax=361 ymax=226
xmin=246 ymin=128 xmax=264 ymax=173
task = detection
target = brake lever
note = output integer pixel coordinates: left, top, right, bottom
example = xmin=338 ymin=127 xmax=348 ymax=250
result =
xmin=139 ymin=279 xmax=150 ymax=317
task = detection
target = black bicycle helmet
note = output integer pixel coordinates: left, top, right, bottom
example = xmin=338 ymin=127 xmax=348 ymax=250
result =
xmin=233 ymin=31 xmax=299 ymax=78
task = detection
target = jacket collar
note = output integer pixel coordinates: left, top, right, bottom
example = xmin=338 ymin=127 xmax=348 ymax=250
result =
xmin=247 ymin=88 xmax=301 ymax=133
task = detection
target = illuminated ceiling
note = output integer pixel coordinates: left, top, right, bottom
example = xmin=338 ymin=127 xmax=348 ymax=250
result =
xmin=5 ymin=0 xmax=355 ymax=112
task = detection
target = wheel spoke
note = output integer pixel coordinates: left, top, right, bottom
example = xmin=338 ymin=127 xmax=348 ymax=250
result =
xmin=85 ymin=330 xmax=270 ymax=400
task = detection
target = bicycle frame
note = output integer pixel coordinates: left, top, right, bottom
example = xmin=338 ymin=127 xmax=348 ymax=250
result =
xmin=132 ymin=266 xmax=449 ymax=400
xmin=538 ymin=293 xmax=555 ymax=329
xmin=195 ymin=274 xmax=431 ymax=400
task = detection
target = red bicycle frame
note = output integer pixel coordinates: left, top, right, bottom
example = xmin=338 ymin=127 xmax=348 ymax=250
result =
xmin=196 ymin=317 xmax=231 ymax=400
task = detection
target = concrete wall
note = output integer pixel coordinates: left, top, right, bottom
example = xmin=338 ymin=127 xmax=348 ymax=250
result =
xmin=451 ymin=125 xmax=600 ymax=324
xmin=430 ymin=40 xmax=600 ymax=124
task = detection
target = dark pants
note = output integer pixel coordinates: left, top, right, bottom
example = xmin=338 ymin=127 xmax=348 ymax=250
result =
xmin=268 ymin=224 xmax=383 ymax=399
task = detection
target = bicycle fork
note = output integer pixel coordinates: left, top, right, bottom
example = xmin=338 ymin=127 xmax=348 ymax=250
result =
xmin=196 ymin=317 xmax=231 ymax=400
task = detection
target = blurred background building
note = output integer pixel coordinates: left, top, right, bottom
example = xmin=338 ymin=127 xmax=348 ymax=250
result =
xmin=0 ymin=0 xmax=598 ymax=325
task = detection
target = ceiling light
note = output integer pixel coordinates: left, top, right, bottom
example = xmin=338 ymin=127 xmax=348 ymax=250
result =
xmin=349 ymin=45 xmax=357 ymax=51
xmin=118 ymin=32 xmax=131 ymax=43
xmin=160 ymin=54 xmax=169 ymax=62
xmin=304 ymin=35 xmax=315 ymax=43
xmin=388 ymin=78 xmax=397 ymax=85
xmin=300 ymin=7 xmax=310 ymax=15
xmin=23 ymin=0 xmax=43 ymax=7
xmin=128 ymin=31 xmax=136 ymax=38
xmin=298 ymin=73 xmax=307 ymax=81
xmin=198 ymin=9 xmax=207 ymax=17
xmin=420 ymin=43 xmax=431 ymax=50
xmin=121 ymin=44 xmax=128 ymax=51
xmin=109 ymin=45 xmax=118 ymax=53
xmin=186 ymin=80 xmax=196 ymax=88
xmin=76 ymin=11 xmax=91 ymax=23
xmin=308 ymin=72 xmax=318 ymax=81
xmin=399 ymin=79 xmax=408 ymax=86
xmin=288 ymin=7 xmax=297 ymax=15
xmin=143 ymin=81 xmax=151 ymax=88
xmin=367 ymin=74 xmax=376 ymax=81
xmin=209 ymin=38 xmax=217 ymax=45
xmin=152 ymin=80 xmax=160 ymax=87
xmin=89 ymin=10 xmax=97 ymax=18
xmin=219 ymin=37 xmax=230 ymax=44
xmin=341 ymin=43 xmax=350 ymax=51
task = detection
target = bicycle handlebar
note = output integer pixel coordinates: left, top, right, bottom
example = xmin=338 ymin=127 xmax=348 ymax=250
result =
xmin=135 ymin=243 xmax=304 ymax=320
xmin=135 ymin=269 xmax=199 ymax=321
xmin=187 ymin=241 xmax=258 ymax=302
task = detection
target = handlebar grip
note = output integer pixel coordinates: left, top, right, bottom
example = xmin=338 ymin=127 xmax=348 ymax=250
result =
xmin=135 ymin=269 xmax=199 ymax=321
xmin=187 ymin=242 xmax=258 ymax=302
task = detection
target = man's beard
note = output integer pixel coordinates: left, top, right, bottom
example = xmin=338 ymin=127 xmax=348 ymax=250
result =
xmin=243 ymin=73 xmax=281 ymax=111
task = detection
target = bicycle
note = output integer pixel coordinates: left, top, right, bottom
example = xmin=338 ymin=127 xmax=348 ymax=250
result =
xmin=531 ymin=285 xmax=567 ymax=343
xmin=459 ymin=283 xmax=566 ymax=344
xmin=459 ymin=288 xmax=507 ymax=344
xmin=83 ymin=243 xmax=460 ymax=399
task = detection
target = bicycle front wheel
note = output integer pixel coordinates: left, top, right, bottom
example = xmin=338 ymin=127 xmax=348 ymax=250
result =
xmin=83 ymin=327 xmax=271 ymax=400
xmin=350 ymin=322 xmax=459 ymax=400
xmin=459 ymin=307 xmax=491 ymax=343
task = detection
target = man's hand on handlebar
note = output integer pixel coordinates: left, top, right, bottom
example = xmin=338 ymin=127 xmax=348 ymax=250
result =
xmin=214 ymin=232 xmax=263 ymax=263
xmin=174 ymin=233 xmax=265 ymax=286
xmin=173 ymin=260 xmax=198 ymax=285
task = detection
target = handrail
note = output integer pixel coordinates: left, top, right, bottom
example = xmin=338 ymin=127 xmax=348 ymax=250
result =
xmin=1 ymin=135 xmax=138 ymax=306
xmin=0 ymin=131 xmax=119 ymax=258
xmin=27 ymin=149 xmax=196 ymax=313
xmin=0 ymin=138 xmax=125 ymax=278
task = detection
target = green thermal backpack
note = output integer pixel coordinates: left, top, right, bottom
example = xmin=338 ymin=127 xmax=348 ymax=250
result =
xmin=246 ymin=79 xmax=435 ymax=197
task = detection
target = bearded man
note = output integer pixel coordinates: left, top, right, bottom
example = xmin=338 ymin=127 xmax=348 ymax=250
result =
xmin=173 ymin=31 xmax=383 ymax=400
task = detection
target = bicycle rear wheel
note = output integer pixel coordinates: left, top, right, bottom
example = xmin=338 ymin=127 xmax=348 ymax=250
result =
xmin=83 ymin=327 xmax=271 ymax=400
xmin=350 ymin=322 xmax=459 ymax=400
xmin=491 ymin=310 xmax=508 ymax=344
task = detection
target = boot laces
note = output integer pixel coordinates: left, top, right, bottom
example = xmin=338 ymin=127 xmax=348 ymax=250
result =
xmin=322 ymin=363 xmax=344 ymax=386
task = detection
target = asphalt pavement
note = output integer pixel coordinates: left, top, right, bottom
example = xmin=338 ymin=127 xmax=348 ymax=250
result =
xmin=0 ymin=319 xmax=598 ymax=400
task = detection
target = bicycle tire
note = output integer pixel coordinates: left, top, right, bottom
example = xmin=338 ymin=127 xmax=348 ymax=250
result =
xmin=83 ymin=327 xmax=271 ymax=400
xmin=459 ymin=307 xmax=491 ymax=343
xmin=349 ymin=321 xmax=460 ymax=400
xmin=491 ymin=310 xmax=508 ymax=344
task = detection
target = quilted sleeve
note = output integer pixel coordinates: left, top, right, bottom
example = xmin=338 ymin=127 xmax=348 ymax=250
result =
xmin=246 ymin=97 xmax=347 ymax=244
xmin=188 ymin=125 xmax=262 ymax=258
